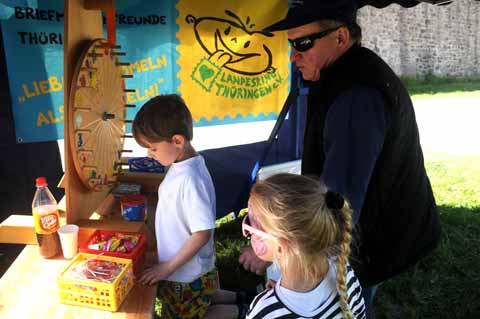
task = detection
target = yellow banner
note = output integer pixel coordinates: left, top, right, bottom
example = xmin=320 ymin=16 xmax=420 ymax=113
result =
xmin=177 ymin=0 xmax=289 ymax=123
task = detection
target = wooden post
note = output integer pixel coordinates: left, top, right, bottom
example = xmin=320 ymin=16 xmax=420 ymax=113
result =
xmin=64 ymin=0 xmax=109 ymax=223
xmin=83 ymin=0 xmax=115 ymax=10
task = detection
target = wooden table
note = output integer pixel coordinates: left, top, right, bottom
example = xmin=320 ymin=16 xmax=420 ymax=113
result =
xmin=0 ymin=234 xmax=157 ymax=318
xmin=0 ymin=177 xmax=161 ymax=318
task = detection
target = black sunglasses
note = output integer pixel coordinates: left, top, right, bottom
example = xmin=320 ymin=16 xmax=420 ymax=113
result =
xmin=288 ymin=26 xmax=344 ymax=52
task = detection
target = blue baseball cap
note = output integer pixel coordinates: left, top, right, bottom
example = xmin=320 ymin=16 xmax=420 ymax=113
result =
xmin=264 ymin=0 xmax=358 ymax=32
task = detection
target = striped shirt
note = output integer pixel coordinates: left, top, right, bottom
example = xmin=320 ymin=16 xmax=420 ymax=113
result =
xmin=246 ymin=264 xmax=366 ymax=319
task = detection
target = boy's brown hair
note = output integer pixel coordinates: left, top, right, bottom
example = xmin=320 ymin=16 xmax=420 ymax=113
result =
xmin=132 ymin=94 xmax=193 ymax=146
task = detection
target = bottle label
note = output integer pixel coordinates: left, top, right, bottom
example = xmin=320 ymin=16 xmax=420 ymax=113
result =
xmin=33 ymin=210 xmax=60 ymax=234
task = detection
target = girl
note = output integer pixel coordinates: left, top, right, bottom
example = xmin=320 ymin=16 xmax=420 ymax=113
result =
xmin=243 ymin=173 xmax=365 ymax=319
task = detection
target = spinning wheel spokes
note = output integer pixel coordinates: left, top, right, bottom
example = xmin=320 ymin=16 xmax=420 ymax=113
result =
xmin=68 ymin=38 xmax=135 ymax=191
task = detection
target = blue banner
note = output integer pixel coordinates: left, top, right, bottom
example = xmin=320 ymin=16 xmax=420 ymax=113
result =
xmin=113 ymin=1 xmax=179 ymax=136
xmin=1 ymin=0 xmax=65 ymax=143
xmin=0 ymin=0 xmax=288 ymax=143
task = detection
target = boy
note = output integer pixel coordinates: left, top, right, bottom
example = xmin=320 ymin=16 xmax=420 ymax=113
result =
xmin=134 ymin=94 xmax=217 ymax=318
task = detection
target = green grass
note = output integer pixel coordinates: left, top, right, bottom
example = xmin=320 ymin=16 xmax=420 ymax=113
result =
xmin=214 ymin=210 xmax=264 ymax=290
xmin=374 ymin=154 xmax=480 ymax=319
xmin=402 ymin=75 xmax=480 ymax=96
xmin=211 ymin=153 xmax=480 ymax=318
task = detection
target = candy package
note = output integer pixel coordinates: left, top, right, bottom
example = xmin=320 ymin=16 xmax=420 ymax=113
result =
xmin=87 ymin=233 xmax=140 ymax=253
xmin=64 ymin=257 xmax=125 ymax=283
xmin=79 ymin=230 xmax=147 ymax=276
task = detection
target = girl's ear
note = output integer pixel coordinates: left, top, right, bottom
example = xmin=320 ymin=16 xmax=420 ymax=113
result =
xmin=276 ymin=240 xmax=286 ymax=256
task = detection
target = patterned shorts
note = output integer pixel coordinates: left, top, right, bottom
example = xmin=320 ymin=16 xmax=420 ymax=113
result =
xmin=158 ymin=269 xmax=218 ymax=319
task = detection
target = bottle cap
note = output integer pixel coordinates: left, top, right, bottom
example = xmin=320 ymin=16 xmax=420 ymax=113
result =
xmin=35 ymin=177 xmax=47 ymax=187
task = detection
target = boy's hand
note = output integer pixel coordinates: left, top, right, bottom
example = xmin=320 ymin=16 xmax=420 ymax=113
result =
xmin=139 ymin=262 xmax=173 ymax=286
xmin=139 ymin=230 xmax=211 ymax=286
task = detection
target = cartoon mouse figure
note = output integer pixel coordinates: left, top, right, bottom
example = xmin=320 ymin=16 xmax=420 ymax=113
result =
xmin=186 ymin=10 xmax=275 ymax=76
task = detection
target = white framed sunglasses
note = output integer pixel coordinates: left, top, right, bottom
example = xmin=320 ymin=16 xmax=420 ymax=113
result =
xmin=241 ymin=214 xmax=276 ymax=240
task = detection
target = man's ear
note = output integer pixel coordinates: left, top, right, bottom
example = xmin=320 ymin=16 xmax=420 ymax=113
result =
xmin=337 ymin=26 xmax=350 ymax=48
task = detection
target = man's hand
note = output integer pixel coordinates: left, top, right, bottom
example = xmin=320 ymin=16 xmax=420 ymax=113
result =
xmin=139 ymin=262 xmax=173 ymax=286
xmin=238 ymin=246 xmax=270 ymax=275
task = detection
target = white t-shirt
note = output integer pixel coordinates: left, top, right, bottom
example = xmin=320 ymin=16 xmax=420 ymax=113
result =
xmin=155 ymin=155 xmax=216 ymax=283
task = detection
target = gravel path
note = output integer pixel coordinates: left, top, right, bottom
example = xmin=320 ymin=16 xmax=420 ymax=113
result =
xmin=57 ymin=95 xmax=480 ymax=172
xmin=414 ymin=96 xmax=480 ymax=155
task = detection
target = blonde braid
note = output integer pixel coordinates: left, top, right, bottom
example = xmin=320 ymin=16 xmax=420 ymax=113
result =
xmin=250 ymin=174 xmax=357 ymax=318
xmin=335 ymin=204 xmax=354 ymax=319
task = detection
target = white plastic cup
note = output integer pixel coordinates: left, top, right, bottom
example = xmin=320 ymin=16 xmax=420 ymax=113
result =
xmin=58 ymin=224 xmax=79 ymax=259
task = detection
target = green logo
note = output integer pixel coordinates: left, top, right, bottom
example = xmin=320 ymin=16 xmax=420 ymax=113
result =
xmin=192 ymin=58 xmax=221 ymax=92
xmin=199 ymin=65 xmax=215 ymax=81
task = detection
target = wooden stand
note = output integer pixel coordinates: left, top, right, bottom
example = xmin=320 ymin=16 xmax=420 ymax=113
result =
xmin=0 ymin=1 xmax=163 ymax=318
xmin=0 ymin=230 xmax=157 ymax=319
xmin=0 ymin=0 xmax=167 ymax=242
xmin=64 ymin=0 xmax=111 ymax=224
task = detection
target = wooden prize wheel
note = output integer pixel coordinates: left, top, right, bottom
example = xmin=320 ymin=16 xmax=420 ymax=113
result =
xmin=68 ymin=38 xmax=130 ymax=191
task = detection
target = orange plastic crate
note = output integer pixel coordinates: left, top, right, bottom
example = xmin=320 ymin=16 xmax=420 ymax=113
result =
xmin=57 ymin=253 xmax=134 ymax=312
xmin=79 ymin=230 xmax=146 ymax=276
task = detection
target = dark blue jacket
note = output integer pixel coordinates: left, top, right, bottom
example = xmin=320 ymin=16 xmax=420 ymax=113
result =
xmin=302 ymin=45 xmax=441 ymax=286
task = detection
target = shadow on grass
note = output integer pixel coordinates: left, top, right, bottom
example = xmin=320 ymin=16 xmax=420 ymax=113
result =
xmin=375 ymin=205 xmax=480 ymax=319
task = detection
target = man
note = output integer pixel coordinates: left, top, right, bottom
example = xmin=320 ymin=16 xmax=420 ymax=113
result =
xmin=239 ymin=0 xmax=442 ymax=310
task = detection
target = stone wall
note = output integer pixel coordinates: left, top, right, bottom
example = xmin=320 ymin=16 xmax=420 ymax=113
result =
xmin=357 ymin=0 xmax=480 ymax=77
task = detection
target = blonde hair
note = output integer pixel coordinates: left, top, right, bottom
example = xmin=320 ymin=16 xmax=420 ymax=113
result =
xmin=250 ymin=173 xmax=354 ymax=319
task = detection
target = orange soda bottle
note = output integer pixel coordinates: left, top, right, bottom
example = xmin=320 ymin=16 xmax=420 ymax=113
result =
xmin=32 ymin=177 xmax=61 ymax=258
